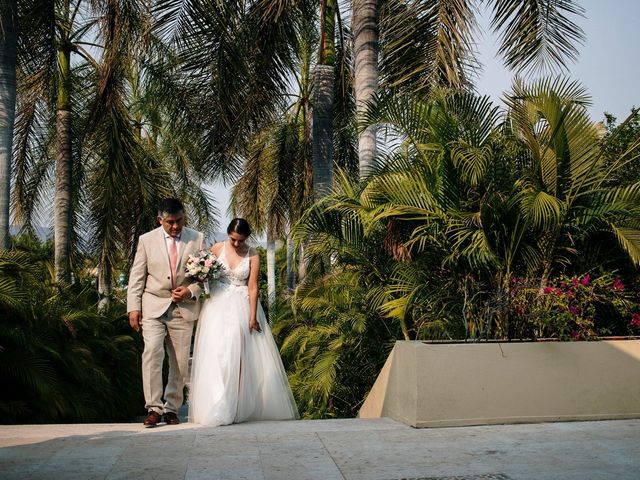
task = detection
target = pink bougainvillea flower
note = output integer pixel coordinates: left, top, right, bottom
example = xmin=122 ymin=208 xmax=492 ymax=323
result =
xmin=543 ymin=287 xmax=553 ymax=294
xmin=572 ymin=277 xmax=578 ymax=287
xmin=569 ymin=306 xmax=581 ymax=316
xmin=630 ymin=313 xmax=640 ymax=329
xmin=570 ymin=330 xmax=580 ymax=340
xmin=612 ymin=279 xmax=625 ymax=291
xmin=581 ymin=274 xmax=590 ymax=286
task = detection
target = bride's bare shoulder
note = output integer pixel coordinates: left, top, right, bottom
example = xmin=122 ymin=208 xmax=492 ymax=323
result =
xmin=210 ymin=242 xmax=224 ymax=256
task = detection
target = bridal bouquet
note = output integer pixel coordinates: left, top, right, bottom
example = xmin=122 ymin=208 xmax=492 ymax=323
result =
xmin=185 ymin=250 xmax=223 ymax=298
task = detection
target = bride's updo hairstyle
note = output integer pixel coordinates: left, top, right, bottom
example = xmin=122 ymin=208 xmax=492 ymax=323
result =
xmin=227 ymin=218 xmax=252 ymax=237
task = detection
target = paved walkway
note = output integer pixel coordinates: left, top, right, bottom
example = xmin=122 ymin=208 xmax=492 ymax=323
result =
xmin=1 ymin=418 xmax=639 ymax=480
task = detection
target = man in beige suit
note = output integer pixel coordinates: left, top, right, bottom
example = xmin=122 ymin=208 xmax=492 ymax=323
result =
xmin=127 ymin=198 xmax=204 ymax=427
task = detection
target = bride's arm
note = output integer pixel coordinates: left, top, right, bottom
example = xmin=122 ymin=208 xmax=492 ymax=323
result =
xmin=247 ymin=248 xmax=262 ymax=334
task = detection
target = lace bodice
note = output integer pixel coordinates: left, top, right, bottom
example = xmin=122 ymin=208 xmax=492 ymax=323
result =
xmin=217 ymin=241 xmax=251 ymax=287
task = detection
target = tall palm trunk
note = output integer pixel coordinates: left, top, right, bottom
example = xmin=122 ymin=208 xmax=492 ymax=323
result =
xmin=312 ymin=64 xmax=335 ymax=200
xmin=312 ymin=0 xmax=337 ymax=201
xmin=266 ymin=230 xmax=276 ymax=315
xmin=297 ymin=242 xmax=307 ymax=282
xmin=54 ymin=47 xmax=72 ymax=282
xmin=0 ymin=0 xmax=17 ymax=249
xmin=286 ymin=231 xmax=295 ymax=290
xmin=352 ymin=0 xmax=378 ymax=178
xmin=98 ymin=264 xmax=112 ymax=312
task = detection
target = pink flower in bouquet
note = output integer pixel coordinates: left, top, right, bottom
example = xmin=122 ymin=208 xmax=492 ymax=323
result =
xmin=543 ymin=287 xmax=553 ymax=294
xmin=185 ymin=250 xmax=223 ymax=298
xmin=580 ymin=274 xmax=590 ymax=286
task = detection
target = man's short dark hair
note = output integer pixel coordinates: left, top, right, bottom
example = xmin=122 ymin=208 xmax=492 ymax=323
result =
xmin=158 ymin=198 xmax=184 ymax=217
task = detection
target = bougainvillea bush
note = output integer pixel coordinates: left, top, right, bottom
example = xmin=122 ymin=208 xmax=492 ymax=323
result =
xmin=509 ymin=274 xmax=640 ymax=341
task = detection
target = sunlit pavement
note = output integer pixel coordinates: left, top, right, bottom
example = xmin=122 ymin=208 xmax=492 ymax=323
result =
xmin=1 ymin=418 xmax=639 ymax=479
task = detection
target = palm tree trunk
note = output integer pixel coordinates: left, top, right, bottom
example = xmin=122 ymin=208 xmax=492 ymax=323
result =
xmin=352 ymin=0 xmax=379 ymax=178
xmin=0 ymin=0 xmax=17 ymax=249
xmin=312 ymin=0 xmax=337 ymax=201
xmin=98 ymin=264 xmax=112 ymax=312
xmin=54 ymin=48 xmax=72 ymax=282
xmin=266 ymin=231 xmax=276 ymax=314
xmin=297 ymin=242 xmax=307 ymax=283
xmin=312 ymin=65 xmax=335 ymax=201
xmin=286 ymin=232 xmax=295 ymax=290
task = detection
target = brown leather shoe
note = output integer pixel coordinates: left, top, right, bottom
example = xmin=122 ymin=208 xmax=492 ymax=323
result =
xmin=143 ymin=411 xmax=161 ymax=428
xmin=164 ymin=412 xmax=180 ymax=425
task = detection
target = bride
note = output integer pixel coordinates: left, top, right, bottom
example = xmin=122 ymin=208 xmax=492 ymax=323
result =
xmin=189 ymin=218 xmax=299 ymax=426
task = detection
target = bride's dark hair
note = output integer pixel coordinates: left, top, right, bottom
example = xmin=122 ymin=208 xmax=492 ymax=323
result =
xmin=227 ymin=218 xmax=252 ymax=237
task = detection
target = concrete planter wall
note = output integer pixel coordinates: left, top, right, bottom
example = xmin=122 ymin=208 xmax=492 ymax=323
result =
xmin=359 ymin=340 xmax=640 ymax=428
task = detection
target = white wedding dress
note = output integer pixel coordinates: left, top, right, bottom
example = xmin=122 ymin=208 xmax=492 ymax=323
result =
xmin=188 ymin=241 xmax=299 ymax=426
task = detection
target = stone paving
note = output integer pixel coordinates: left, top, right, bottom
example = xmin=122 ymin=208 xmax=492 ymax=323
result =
xmin=1 ymin=418 xmax=639 ymax=480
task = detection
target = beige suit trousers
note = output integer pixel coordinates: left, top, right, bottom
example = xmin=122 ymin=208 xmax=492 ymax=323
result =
xmin=142 ymin=304 xmax=194 ymax=415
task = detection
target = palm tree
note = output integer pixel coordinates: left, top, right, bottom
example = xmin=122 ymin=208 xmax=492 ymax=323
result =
xmin=162 ymin=0 xmax=321 ymax=292
xmin=291 ymin=79 xmax=640 ymax=343
xmin=352 ymin=0 xmax=587 ymax=175
xmin=354 ymin=80 xmax=640 ymax=337
xmin=352 ymin=0 xmax=378 ymax=178
xmin=504 ymin=78 xmax=640 ymax=280
xmin=0 ymin=0 xmax=17 ymax=249
xmin=153 ymin=0 xmax=309 ymax=290
xmin=52 ymin=0 xmax=97 ymax=285
xmin=13 ymin=0 xmax=216 ymax=300
xmin=154 ymin=0 xmax=304 ymax=180
xmin=12 ymin=0 xmax=95 ymax=282
xmin=312 ymin=0 xmax=338 ymax=200
xmin=232 ymin=114 xmax=312 ymax=311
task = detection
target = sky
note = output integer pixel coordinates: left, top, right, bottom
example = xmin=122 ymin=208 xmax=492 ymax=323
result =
xmin=475 ymin=0 xmax=640 ymax=122
xmin=214 ymin=0 xmax=640 ymax=230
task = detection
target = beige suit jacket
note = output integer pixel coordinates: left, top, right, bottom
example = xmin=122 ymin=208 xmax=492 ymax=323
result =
xmin=127 ymin=226 xmax=204 ymax=321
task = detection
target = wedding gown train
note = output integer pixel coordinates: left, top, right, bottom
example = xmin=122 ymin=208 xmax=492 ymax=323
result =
xmin=188 ymin=242 xmax=299 ymax=426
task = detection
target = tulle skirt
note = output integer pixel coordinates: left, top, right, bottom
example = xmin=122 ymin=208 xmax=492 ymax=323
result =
xmin=188 ymin=283 xmax=299 ymax=426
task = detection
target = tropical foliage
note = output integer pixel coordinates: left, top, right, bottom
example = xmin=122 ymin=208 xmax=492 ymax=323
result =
xmin=2 ymin=0 xmax=639 ymax=423
xmin=278 ymin=79 xmax=640 ymax=417
xmin=0 ymin=237 xmax=144 ymax=423
xmin=11 ymin=0 xmax=218 ymax=291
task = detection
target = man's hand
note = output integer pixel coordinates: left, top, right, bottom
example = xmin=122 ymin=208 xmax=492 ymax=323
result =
xmin=129 ymin=311 xmax=142 ymax=332
xmin=171 ymin=285 xmax=192 ymax=303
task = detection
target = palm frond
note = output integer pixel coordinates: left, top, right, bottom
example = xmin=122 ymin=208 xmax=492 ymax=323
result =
xmin=489 ymin=0 xmax=585 ymax=74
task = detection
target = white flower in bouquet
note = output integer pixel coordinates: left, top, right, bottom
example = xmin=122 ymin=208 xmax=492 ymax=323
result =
xmin=184 ymin=250 xmax=223 ymax=298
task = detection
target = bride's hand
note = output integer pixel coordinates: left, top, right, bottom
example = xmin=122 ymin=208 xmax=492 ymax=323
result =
xmin=249 ymin=319 xmax=262 ymax=334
